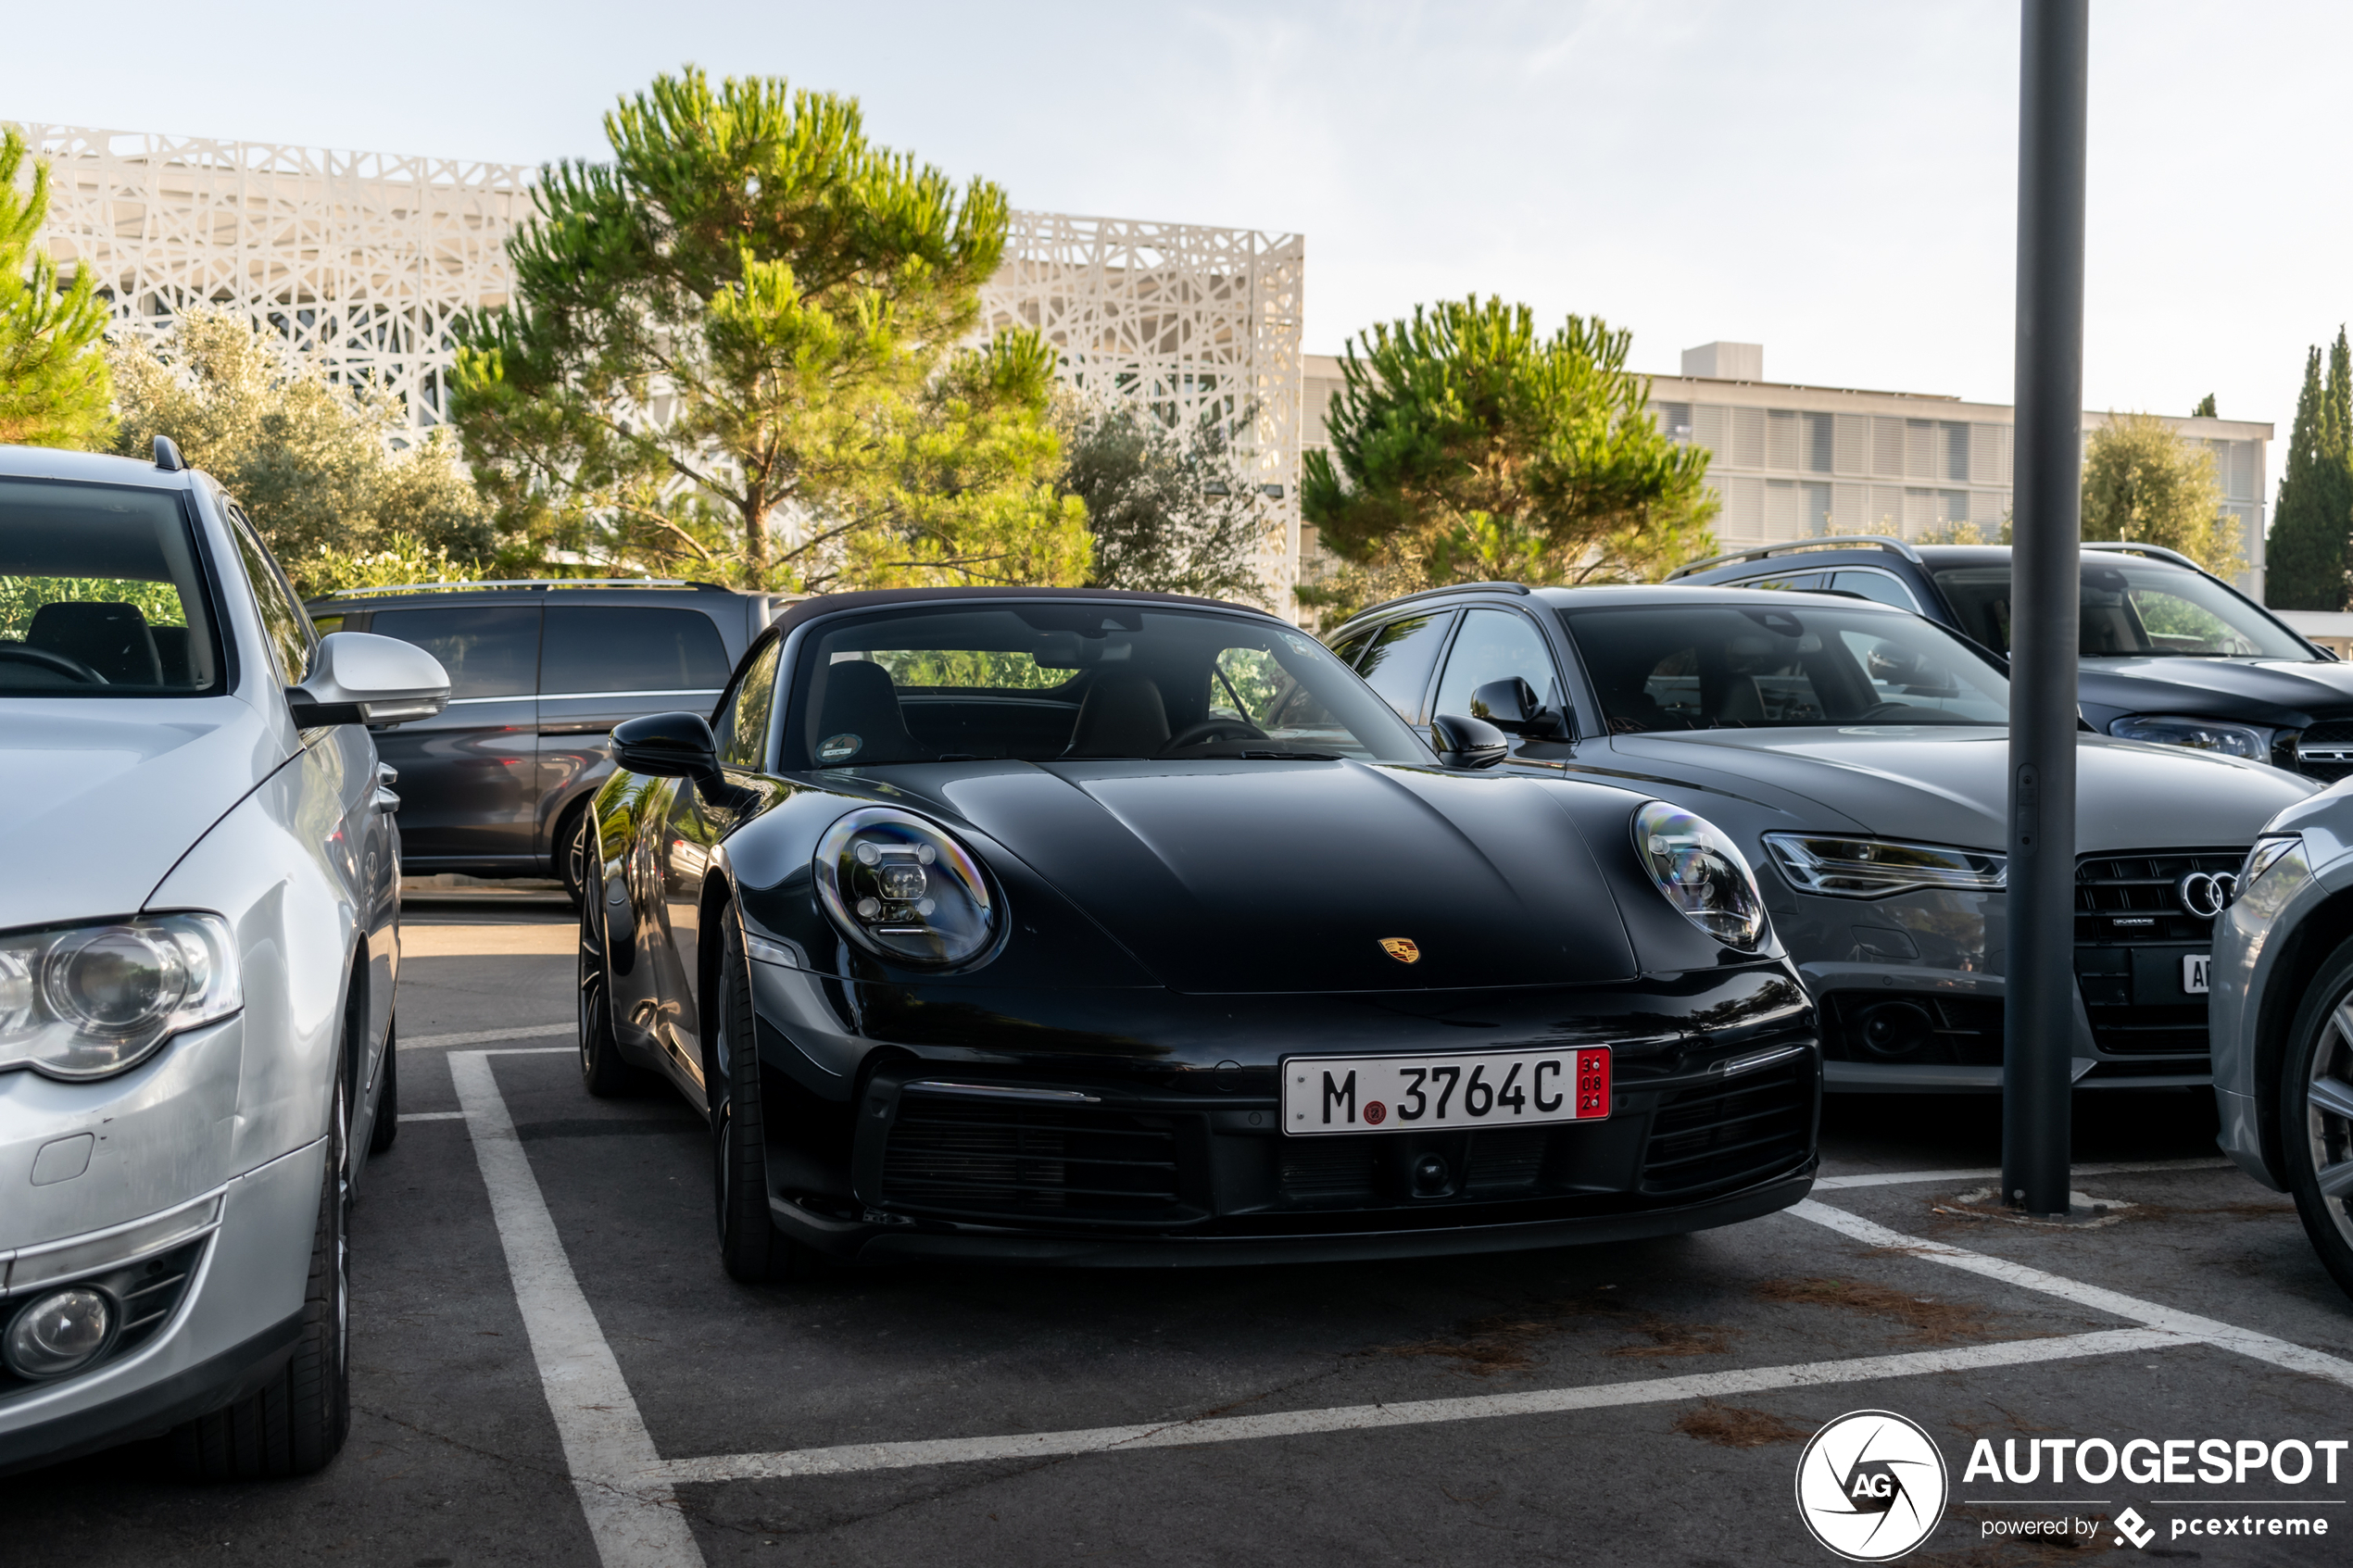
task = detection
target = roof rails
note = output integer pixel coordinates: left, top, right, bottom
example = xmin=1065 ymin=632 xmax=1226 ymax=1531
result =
xmin=2080 ymin=541 xmax=2204 ymax=572
xmin=324 ymin=578 xmax=714 ymax=598
xmin=1358 ymin=581 xmax=1534 ymax=613
xmin=1667 ymin=534 xmax=1923 ymax=581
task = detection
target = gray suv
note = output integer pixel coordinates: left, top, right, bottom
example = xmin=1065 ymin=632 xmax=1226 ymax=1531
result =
xmin=308 ymin=581 xmax=781 ymax=901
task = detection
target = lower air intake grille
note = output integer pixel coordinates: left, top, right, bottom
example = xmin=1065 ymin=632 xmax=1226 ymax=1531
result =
xmin=2296 ymin=721 xmax=2353 ymax=784
xmin=878 ymin=1094 xmax=1189 ymax=1223
xmin=1640 ymin=1060 xmax=1812 ymax=1198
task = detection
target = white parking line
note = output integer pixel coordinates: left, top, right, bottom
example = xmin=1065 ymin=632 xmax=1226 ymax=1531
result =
xmin=641 ymin=1327 xmax=2182 ymax=1486
xmin=400 ymin=1023 xmax=572 ymax=1051
xmin=1790 ymin=1199 xmax=2353 ymax=1390
xmin=396 ymin=1111 xmax=467 ymax=1122
xmin=448 ymin=1050 xmax=702 ymax=1568
xmin=1814 ymin=1157 xmax=2233 ymax=1190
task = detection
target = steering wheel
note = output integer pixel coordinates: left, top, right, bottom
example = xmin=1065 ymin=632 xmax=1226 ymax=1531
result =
xmin=1163 ymin=716 xmax=1268 ymax=752
xmin=0 ymin=644 xmax=107 ymax=684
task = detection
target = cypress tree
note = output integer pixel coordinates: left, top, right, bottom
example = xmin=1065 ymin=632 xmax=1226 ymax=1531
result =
xmin=2267 ymin=335 xmax=2353 ymax=609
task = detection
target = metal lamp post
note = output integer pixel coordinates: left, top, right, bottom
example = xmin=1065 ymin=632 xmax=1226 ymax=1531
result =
xmin=2003 ymin=0 xmax=2089 ymax=1217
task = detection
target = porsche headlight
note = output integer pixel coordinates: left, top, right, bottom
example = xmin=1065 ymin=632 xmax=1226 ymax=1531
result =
xmin=2108 ymin=714 xmax=2271 ymax=761
xmin=1632 ymin=802 xmax=1767 ymax=950
xmin=1763 ymin=834 xmax=2007 ymax=898
xmin=815 ymin=808 xmax=1001 ymax=968
xmin=0 ymin=913 xmax=244 ymax=1080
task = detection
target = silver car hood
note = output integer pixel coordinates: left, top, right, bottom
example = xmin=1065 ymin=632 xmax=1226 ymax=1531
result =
xmin=1604 ymin=726 xmax=2321 ymax=851
xmin=0 ymin=698 xmax=284 ymax=931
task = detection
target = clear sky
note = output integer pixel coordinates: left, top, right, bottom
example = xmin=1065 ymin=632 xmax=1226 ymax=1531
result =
xmin=6 ymin=1 xmax=2338 ymax=435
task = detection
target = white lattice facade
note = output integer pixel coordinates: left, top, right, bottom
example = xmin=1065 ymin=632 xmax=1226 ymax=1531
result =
xmin=19 ymin=124 xmax=531 ymax=429
xmin=17 ymin=125 xmax=1309 ymax=612
xmin=980 ymin=213 xmax=1306 ymax=614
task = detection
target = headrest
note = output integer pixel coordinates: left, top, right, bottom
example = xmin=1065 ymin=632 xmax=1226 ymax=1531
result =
xmin=812 ymin=659 xmax=928 ymax=765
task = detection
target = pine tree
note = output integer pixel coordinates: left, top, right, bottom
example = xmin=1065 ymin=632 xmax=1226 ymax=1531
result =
xmin=2268 ymin=332 xmax=2353 ymax=609
xmin=0 ymin=127 xmax=113 ymax=448
xmin=1299 ymin=296 xmax=1715 ymax=620
xmin=450 ymin=69 xmax=1087 ymax=591
xmin=2192 ymin=394 xmax=2217 ymax=418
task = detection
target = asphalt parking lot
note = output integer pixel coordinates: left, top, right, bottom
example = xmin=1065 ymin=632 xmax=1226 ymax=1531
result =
xmin=8 ymin=897 xmax=2352 ymax=1567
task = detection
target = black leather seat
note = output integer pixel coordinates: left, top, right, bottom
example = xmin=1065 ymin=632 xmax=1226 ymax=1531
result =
xmin=812 ymin=659 xmax=930 ymax=765
xmin=1064 ymin=671 xmax=1171 ymax=758
xmin=28 ymin=602 xmax=163 ymax=685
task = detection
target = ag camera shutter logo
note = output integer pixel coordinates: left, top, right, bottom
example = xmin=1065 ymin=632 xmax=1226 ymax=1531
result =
xmin=1795 ymin=1410 xmax=1950 ymax=1561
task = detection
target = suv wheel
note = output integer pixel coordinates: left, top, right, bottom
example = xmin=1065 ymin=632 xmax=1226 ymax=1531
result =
xmin=2282 ymin=941 xmax=2353 ymax=1301
xmin=557 ymin=802 xmax=593 ymax=908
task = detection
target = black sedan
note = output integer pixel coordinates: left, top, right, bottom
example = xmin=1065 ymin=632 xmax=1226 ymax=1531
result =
xmin=575 ymin=587 xmax=1818 ymax=1280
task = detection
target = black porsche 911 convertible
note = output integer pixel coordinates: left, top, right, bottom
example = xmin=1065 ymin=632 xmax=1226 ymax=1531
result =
xmin=577 ymin=586 xmax=1820 ymax=1280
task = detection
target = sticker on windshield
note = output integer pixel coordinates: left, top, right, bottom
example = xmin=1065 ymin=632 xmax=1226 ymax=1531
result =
xmin=817 ymin=733 xmax=862 ymax=764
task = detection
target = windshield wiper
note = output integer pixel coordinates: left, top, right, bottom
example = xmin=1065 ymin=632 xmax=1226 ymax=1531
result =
xmin=1239 ymin=748 xmax=1343 ymax=760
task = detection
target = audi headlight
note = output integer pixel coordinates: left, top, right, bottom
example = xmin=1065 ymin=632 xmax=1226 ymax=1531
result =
xmin=1632 ymin=802 xmax=1767 ymax=950
xmin=1763 ymin=833 xmax=2007 ymax=899
xmin=815 ymin=808 xmax=1001 ymax=968
xmin=2108 ymin=714 xmax=2271 ymax=761
xmin=0 ymin=913 xmax=243 ymax=1080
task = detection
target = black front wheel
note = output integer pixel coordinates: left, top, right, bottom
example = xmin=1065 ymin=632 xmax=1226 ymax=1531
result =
xmin=579 ymin=883 xmax=647 ymax=1098
xmin=171 ymin=1033 xmax=352 ymax=1477
xmin=712 ymin=919 xmax=813 ymax=1285
xmin=557 ymin=803 xmax=593 ymax=908
xmin=2282 ymin=941 xmax=2353 ymax=1302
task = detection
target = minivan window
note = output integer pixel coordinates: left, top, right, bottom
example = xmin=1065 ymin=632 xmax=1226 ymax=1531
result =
xmin=0 ymin=478 xmax=225 ymax=696
xmin=1933 ymin=559 xmax=2309 ymax=661
xmin=371 ymin=606 xmax=540 ymax=700
xmin=1349 ymin=610 xmax=1455 ymax=724
xmin=542 ymin=607 xmax=731 ymax=696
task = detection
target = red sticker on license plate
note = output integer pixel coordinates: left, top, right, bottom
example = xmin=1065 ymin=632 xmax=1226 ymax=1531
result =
xmin=1576 ymin=1047 xmax=1611 ymax=1118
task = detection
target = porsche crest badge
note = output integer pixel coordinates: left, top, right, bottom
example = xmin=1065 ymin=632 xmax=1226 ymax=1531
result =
xmin=1378 ymin=937 xmax=1421 ymax=964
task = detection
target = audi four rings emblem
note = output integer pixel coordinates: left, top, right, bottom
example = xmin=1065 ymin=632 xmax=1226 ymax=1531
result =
xmin=2176 ymin=871 xmax=2238 ymax=919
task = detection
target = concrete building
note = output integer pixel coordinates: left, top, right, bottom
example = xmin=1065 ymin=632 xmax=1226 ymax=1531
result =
xmin=1655 ymin=342 xmax=2272 ymax=599
xmin=20 ymin=123 xmax=1308 ymax=615
xmin=1299 ymin=340 xmax=2274 ymax=607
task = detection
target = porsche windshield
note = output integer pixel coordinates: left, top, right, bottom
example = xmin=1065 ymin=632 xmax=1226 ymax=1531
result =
xmin=0 ymin=479 xmax=225 ymax=696
xmin=1933 ymin=558 xmax=2309 ymax=660
xmin=792 ymin=604 xmax=1430 ymax=766
xmin=1560 ymin=601 xmax=2008 ymax=733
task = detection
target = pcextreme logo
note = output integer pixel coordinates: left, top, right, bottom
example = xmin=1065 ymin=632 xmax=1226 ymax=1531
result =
xmin=1795 ymin=1410 xmax=1951 ymax=1562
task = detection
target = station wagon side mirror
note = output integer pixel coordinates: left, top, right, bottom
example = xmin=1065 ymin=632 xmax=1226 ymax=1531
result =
xmin=288 ymin=632 xmax=450 ymax=728
xmin=1429 ymin=713 xmax=1510 ymax=770
xmin=611 ymin=710 xmax=722 ymax=782
xmin=1469 ymin=676 xmax=1571 ymax=740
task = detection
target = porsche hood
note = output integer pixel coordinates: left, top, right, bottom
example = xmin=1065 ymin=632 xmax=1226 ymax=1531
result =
xmin=929 ymin=760 xmax=1646 ymax=993
xmin=1601 ymin=727 xmax=2320 ymax=851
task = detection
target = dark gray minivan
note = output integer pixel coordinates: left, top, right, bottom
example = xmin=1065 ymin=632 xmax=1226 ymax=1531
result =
xmin=307 ymin=580 xmax=782 ymax=900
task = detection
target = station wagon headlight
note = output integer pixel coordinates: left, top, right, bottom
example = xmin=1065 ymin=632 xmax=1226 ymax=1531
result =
xmin=1633 ymin=802 xmax=1767 ymax=950
xmin=1763 ymin=834 xmax=2007 ymax=898
xmin=815 ymin=808 xmax=1001 ymax=968
xmin=0 ymin=914 xmax=243 ymax=1080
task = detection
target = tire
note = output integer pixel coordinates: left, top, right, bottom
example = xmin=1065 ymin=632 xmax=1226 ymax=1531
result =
xmin=171 ymin=1036 xmax=352 ymax=1479
xmin=556 ymin=800 xmax=593 ymax=908
xmin=579 ymin=883 xmax=646 ymax=1098
xmin=2280 ymin=940 xmax=2353 ymax=1302
xmin=368 ymin=1023 xmax=399 ymax=1155
xmin=712 ymin=918 xmax=812 ymax=1284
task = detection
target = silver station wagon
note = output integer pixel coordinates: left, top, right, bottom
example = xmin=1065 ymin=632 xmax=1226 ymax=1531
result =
xmin=0 ymin=441 xmax=447 ymax=1477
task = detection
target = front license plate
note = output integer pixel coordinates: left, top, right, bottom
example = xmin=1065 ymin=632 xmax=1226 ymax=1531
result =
xmin=2183 ymin=954 xmax=2211 ymax=995
xmin=1281 ymin=1047 xmax=1611 ymax=1135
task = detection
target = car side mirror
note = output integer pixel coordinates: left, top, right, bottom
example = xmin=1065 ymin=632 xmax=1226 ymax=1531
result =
xmin=288 ymin=632 xmax=450 ymax=728
xmin=611 ymin=710 xmax=721 ymax=781
xmin=1469 ymin=676 xmax=1570 ymax=740
xmin=1430 ymin=713 xmax=1509 ymax=769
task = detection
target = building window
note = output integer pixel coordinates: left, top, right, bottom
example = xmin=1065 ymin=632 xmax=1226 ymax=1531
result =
xmin=1804 ymin=411 xmax=1833 ymax=473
